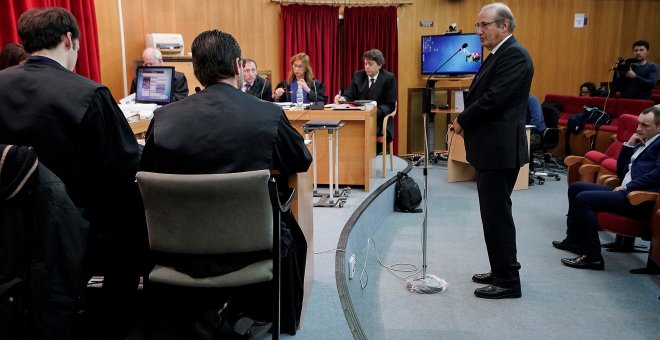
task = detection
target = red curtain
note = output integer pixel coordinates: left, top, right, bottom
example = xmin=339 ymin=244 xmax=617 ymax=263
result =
xmin=0 ymin=0 xmax=101 ymax=82
xmin=280 ymin=4 xmax=340 ymax=103
xmin=343 ymin=6 xmax=399 ymax=148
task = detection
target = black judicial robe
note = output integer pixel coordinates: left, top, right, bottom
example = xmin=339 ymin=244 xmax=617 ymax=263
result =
xmin=246 ymin=75 xmax=274 ymax=102
xmin=0 ymin=57 xmax=143 ymax=301
xmin=139 ymin=82 xmax=312 ymax=334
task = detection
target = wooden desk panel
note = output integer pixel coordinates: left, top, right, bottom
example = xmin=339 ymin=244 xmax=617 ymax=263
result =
xmin=285 ymin=107 xmax=377 ymax=192
xmin=447 ymin=129 xmax=530 ymax=190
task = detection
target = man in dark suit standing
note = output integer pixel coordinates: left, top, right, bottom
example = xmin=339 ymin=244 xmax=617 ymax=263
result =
xmin=452 ymin=3 xmax=533 ymax=299
xmin=242 ymin=58 xmax=273 ymax=101
xmin=335 ymin=49 xmax=397 ymax=152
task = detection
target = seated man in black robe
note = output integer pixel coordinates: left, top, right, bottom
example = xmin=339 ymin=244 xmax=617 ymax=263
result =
xmin=139 ymin=29 xmax=313 ymax=338
xmin=0 ymin=6 xmax=142 ymax=336
xmin=242 ymin=58 xmax=273 ymax=101
xmin=130 ymin=47 xmax=189 ymax=102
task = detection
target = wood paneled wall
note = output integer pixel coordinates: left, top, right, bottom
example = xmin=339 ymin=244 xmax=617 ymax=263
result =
xmin=95 ymin=0 xmax=659 ymax=154
xmin=95 ymin=0 xmax=281 ymax=99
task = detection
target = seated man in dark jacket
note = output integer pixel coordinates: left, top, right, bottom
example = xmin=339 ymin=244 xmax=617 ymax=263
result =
xmin=335 ymin=49 xmax=397 ymax=151
xmin=130 ymin=47 xmax=189 ymax=102
xmin=242 ymin=58 xmax=273 ymax=101
xmin=140 ymin=29 xmax=312 ymax=337
xmin=553 ymin=106 xmax=660 ymax=270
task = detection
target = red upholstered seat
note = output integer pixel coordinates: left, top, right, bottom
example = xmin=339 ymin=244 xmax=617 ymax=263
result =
xmin=596 ymin=212 xmax=648 ymax=237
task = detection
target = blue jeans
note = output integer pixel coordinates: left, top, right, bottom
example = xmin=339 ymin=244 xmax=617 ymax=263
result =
xmin=566 ymin=182 xmax=647 ymax=257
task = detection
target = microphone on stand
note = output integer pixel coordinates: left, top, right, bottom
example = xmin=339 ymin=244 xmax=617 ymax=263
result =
xmin=407 ymin=42 xmax=468 ymax=295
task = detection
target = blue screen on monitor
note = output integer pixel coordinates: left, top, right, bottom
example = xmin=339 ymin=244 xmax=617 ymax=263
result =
xmin=135 ymin=66 xmax=174 ymax=104
xmin=421 ymin=34 xmax=483 ymax=76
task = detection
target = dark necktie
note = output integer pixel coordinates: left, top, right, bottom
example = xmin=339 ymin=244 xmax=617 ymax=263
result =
xmin=369 ymin=78 xmax=375 ymax=88
xmin=244 ymin=84 xmax=251 ymax=92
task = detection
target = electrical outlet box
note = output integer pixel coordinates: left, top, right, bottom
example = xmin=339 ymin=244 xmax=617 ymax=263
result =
xmin=349 ymin=257 xmax=357 ymax=280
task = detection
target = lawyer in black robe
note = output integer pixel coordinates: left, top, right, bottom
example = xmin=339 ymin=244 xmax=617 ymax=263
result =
xmin=0 ymin=57 xmax=143 ymax=318
xmin=139 ymin=81 xmax=312 ymax=333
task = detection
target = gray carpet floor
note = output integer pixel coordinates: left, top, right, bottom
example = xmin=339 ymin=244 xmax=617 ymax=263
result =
xmin=290 ymin=160 xmax=660 ymax=340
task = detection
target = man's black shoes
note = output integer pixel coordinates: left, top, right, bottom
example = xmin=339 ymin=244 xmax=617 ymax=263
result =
xmin=561 ymin=254 xmax=604 ymax=270
xmin=474 ymin=285 xmax=522 ymax=299
xmin=471 ymin=272 xmax=493 ymax=284
xmin=552 ymin=240 xmax=581 ymax=254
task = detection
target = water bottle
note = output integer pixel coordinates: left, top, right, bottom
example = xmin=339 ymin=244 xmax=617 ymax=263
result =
xmin=296 ymin=86 xmax=304 ymax=109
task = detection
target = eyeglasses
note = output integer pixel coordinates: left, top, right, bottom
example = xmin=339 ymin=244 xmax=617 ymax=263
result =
xmin=474 ymin=20 xmax=502 ymax=30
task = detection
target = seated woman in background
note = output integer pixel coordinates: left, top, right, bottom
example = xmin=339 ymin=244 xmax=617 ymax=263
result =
xmin=273 ymin=53 xmax=327 ymax=103
xmin=579 ymin=82 xmax=597 ymax=96
xmin=0 ymin=43 xmax=29 ymax=70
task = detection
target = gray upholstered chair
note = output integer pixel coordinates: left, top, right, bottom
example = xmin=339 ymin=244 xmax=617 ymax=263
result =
xmin=136 ymin=169 xmax=294 ymax=339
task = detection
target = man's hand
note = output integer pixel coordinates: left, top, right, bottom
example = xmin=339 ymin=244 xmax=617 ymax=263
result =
xmin=452 ymin=119 xmax=464 ymax=137
xmin=625 ymin=69 xmax=637 ymax=79
xmin=334 ymin=95 xmax=346 ymax=104
xmin=626 ymin=133 xmax=644 ymax=147
xmin=613 ymin=185 xmax=627 ymax=192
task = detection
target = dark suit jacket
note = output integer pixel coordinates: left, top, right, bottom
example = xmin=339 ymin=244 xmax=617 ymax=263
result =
xmin=343 ymin=69 xmax=397 ymax=139
xmin=616 ymin=136 xmax=660 ymax=193
xmin=274 ymin=79 xmax=327 ymax=104
xmin=457 ymin=36 xmax=534 ymax=169
xmin=246 ymin=75 xmax=273 ymax=101
xmin=130 ymin=70 xmax=189 ymax=102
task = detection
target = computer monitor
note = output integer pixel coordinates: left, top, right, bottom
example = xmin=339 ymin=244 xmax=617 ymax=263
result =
xmin=135 ymin=66 xmax=175 ymax=104
xmin=421 ymin=33 xmax=483 ymax=77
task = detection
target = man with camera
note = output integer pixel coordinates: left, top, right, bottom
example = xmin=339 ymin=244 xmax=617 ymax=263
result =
xmin=612 ymin=40 xmax=658 ymax=100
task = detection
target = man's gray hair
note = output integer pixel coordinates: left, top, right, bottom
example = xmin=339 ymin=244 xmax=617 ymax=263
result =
xmin=144 ymin=47 xmax=163 ymax=62
xmin=481 ymin=2 xmax=516 ymax=33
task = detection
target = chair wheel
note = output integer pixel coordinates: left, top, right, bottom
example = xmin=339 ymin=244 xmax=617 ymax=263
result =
xmin=538 ymin=179 xmax=545 ymax=185
xmin=338 ymin=202 xmax=345 ymax=208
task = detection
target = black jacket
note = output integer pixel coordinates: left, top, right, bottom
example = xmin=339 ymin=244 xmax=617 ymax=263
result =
xmin=246 ymin=75 xmax=273 ymax=101
xmin=457 ymin=36 xmax=533 ymax=169
xmin=274 ymin=79 xmax=327 ymax=103
xmin=343 ymin=69 xmax=397 ymax=139
xmin=1 ymin=146 xmax=89 ymax=339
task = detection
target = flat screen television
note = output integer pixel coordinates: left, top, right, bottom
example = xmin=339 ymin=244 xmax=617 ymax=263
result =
xmin=135 ymin=66 xmax=175 ymax=104
xmin=421 ymin=33 xmax=483 ymax=77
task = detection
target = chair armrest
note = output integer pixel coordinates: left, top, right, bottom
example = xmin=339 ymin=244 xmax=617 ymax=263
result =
xmin=583 ymin=130 xmax=597 ymax=138
xmin=564 ymin=155 xmax=585 ymax=167
xmin=382 ymin=111 xmax=396 ymax=137
xmin=578 ymin=164 xmax=600 ymax=176
xmin=600 ymin=175 xmax=621 ymax=188
xmin=627 ymin=191 xmax=659 ymax=206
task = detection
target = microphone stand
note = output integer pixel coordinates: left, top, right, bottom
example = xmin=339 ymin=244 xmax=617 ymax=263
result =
xmin=407 ymin=44 xmax=466 ymax=294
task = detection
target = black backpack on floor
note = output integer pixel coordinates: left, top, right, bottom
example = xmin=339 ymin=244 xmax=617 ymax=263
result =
xmin=395 ymin=172 xmax=422 ymax=213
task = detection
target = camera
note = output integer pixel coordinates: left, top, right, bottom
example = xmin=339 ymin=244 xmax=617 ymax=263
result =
xmin=615 ymin=57 xmax=638 ymax=72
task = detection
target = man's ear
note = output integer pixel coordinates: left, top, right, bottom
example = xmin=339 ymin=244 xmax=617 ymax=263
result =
xmin=63 ymin=32 xmax=73 ymax=50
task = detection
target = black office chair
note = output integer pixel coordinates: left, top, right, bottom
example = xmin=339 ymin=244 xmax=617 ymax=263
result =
xmin=530 ymin=104 xmax=562 ymax=184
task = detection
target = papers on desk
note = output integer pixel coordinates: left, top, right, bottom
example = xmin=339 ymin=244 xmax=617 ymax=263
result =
xmin=273 ymin=102 xmax=310 ymax=110
xmin=118 ymin=103 xmax=157 ymax=122
xmin=325 ymin=103 xmax=367 ymax=110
